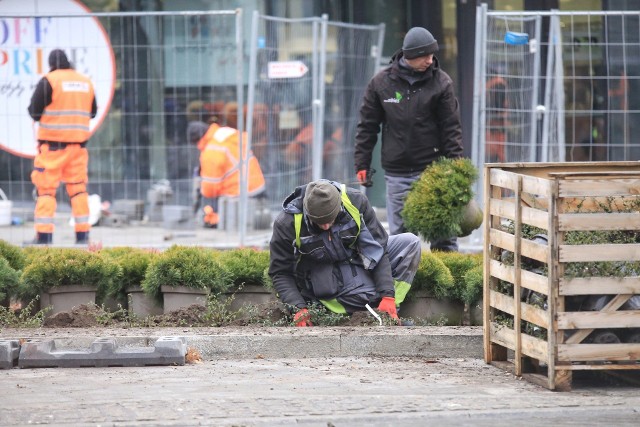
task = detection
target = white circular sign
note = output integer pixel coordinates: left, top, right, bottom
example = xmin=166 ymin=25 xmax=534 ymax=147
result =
xmin=0 ymin=0 xmax=115 ymax=157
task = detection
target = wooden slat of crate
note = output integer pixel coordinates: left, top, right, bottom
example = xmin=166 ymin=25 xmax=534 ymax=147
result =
xmin=564 ymin=295 xmax=632 ymax=345
xmin=559 ymin=212 xmax=640 ymax=231
xmin=499 ymin=161 xmax=640 ymax=176
xmin=521 ymin=194 xmax=640 ymax=213
xmin=490 ymin=322 xmax=549 ymax=361
xmin=489 ymin=168 xmax=551 ymax=196
xmin=490 ymin=228 xmax=514 ymax=252
xmin=490 ymin=259 xmax=549 ymax=296
xmin=558 ymin=311 xmax=640 ymax=329
xmin=559 ymin=243 xmax=640 ymax=262
xmin=489 ymin=290 xmax=549 ymax=329
xmin=559 ymin=363 xmax=640 ymax=371
xmin=558 ymin=343 xmax=640 ymax=362
xmin=489 ymin=198 xmax=549 ymax=229
xmin=558 ymin=178 xmax=640 ymax=197
xmin=560 ymin=277 xmax=640 ymax=295
xmin=489 ymin=229 xmax=548 ymax=264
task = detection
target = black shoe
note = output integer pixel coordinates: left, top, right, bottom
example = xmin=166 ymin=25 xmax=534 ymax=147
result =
xmin=36 ymin=232 xmax=53 ymax=244
xmin=75 ymin=231 xmax=89 ymax=244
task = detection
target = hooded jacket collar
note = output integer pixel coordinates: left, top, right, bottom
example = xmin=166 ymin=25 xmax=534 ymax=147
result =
xmin=389 ymin=49 xmax=440 ymax=84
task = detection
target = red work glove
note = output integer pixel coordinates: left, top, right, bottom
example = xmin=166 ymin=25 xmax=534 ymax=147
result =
xmin=293 ymin=308 xmax=313 ymax=327
xmin=377 ymin=297 xmax=400 ymax=324
xmin=356 ymin=169 xmax=368 ymax=185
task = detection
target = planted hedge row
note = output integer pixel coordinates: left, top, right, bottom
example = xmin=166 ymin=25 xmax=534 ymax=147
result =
xmin=0 ymin=240 xmax=482 ymax=312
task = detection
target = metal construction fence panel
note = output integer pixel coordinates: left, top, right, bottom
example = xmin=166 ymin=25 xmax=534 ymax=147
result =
xmin=246 ymin=12 xmax=384 ymax=214
xmin=0 ymin=8 xmax=384 ymax=248
xmin=472 ymin=6 xmax=640 ymax=211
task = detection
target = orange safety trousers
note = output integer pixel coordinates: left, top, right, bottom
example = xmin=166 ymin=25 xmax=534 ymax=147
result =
xmin=31 ymin=143 xmax=90 ymax=234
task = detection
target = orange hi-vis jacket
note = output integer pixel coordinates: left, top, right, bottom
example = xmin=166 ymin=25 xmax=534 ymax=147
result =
xmin=198 ymin=124 xmax=266 ymax=199
xmin=37 ymin=69 xmax=95 ymax=143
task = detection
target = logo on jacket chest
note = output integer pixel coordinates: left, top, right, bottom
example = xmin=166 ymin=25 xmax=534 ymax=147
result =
xmin=383 ymin=91 xmax=403 ymax=103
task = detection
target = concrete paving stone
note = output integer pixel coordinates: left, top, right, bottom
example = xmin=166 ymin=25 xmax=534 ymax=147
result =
xmin=18 ymin=336 xmax=186 ymax=368
xmin=0 ymin=339 xmax=20 ymax=369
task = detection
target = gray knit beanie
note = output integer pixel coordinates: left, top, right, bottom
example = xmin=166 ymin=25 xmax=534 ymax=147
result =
xmin=402 ymin=27 xmax=438 ymax=59
xmin=303 ymin=180 xmax=341 ymax=225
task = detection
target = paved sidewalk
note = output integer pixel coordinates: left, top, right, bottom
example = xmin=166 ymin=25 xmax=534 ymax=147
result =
xmin=1 ymin=326 xmax=639 ymax=426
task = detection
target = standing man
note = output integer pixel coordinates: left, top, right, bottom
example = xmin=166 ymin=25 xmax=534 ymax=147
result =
xmin=28 ymin=49 xmax=97 ymax=245
xmin=269 ymin=179 xmax=421 ymax=326
xmin=354 ymin=27 xmax=463 ymax=251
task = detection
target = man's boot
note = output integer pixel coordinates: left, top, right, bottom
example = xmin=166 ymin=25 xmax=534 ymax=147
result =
xmin=75 ymin=231 xmax=89 ymax=244
xmin=35 ymin=232 xmax=53 ymax=244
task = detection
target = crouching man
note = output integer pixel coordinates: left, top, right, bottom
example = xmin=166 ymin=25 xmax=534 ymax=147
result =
xmin=268 ymin=179 xmax=421 ymax=326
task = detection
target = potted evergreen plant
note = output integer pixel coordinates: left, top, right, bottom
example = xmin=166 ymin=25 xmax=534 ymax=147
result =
xmin=141 ymin=245 xmax=230 ymax=313
xmin=19 ymin=247 xmax=121 ymax=317
xmin=400 ymin=251 xmax=465 ymax=325
xmin=101 ymin=247 xmax=160 ymax=316
xmin=432 ymin=251 xmax=483 ymax=325
xmin=217 ymin=248 xmax=276 ymax=312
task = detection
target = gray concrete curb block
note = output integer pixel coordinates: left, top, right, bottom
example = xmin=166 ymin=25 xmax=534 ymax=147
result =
xmin=18 ymin=336 xmax=186 ymax=368
xmin=0 ymin=339 xmax=20 ymax=369
xmin=189 ymin=333 xmax=483 ymax=359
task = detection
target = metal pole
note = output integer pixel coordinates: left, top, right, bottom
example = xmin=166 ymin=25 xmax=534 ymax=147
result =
xmin=313 ymin=14 xmax=328 ymax=182
xmin=236 ymin=9 xmax=247 ymax=246
xmin=529 ymin=15 xmax=542 ymax=162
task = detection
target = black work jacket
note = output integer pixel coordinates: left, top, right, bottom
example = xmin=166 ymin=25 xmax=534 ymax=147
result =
xmin=354 ymin=51 xmax=463 ymax=176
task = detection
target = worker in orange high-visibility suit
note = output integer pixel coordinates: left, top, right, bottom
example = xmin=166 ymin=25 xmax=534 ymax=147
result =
xmin=196 ymin=104 xmax=266 ymax=227
xmin=28 ymin=49 xmax=97 ymax=244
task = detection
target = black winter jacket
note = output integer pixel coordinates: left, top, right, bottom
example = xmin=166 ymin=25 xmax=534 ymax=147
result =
xmin=354 ymin=51 xmax=463 ymax=176
xmin=268 ymin=182 xmax=394 ymax=310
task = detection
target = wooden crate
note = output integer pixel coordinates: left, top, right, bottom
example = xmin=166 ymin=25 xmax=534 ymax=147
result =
xmin=483 ymin=161 xmax=640 ymax=391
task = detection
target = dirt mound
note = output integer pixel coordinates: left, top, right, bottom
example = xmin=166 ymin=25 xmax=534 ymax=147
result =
xmin=44 ymin=304 xmax=113 ymax=328
xmin=159 ymin=304 xmax=208 ymax=326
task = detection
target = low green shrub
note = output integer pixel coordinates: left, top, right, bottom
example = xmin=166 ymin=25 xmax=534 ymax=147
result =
xmin=409 ymin=251 xmax=455 ymax=300
xmin=0 ymin=257 xmax=20 ymax=303
xmin=19 ymin=248 xmax=121 ymax=303
xmin=141 ymin=245 xmax=231 ymax=304
xmin=462 ymin=264 xmax=483 ymax=306
xmin=101 ymin=247 xmax=158 ymax=306
xmin=217 ymin=248 xmax=271 ymax=290
xmin=432 ymin=251 xmax=483 ymax=303
xmin=0 ymin=239 xmax=27 ymax=271
xmin=403 ymin=157 xmax=479 ymax=242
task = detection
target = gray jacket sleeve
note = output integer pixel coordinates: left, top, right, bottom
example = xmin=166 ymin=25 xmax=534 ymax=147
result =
xmin=268 ymin=214 xmax=308 ymax=309
xmin=350 ymin=190 xmax=395 ymax=297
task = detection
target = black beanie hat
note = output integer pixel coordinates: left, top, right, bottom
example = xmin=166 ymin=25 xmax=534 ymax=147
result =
xmin=303 ymin=180 xmax=342 ymax=225
xmin=48 ymin=49 xmax=71 ymax=71
xmin=402 ymin=27 xmax=439 ymax=59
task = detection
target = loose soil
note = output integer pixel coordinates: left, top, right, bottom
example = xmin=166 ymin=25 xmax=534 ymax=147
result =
xmin=42 ymin=302 xmax=382 ymax=328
